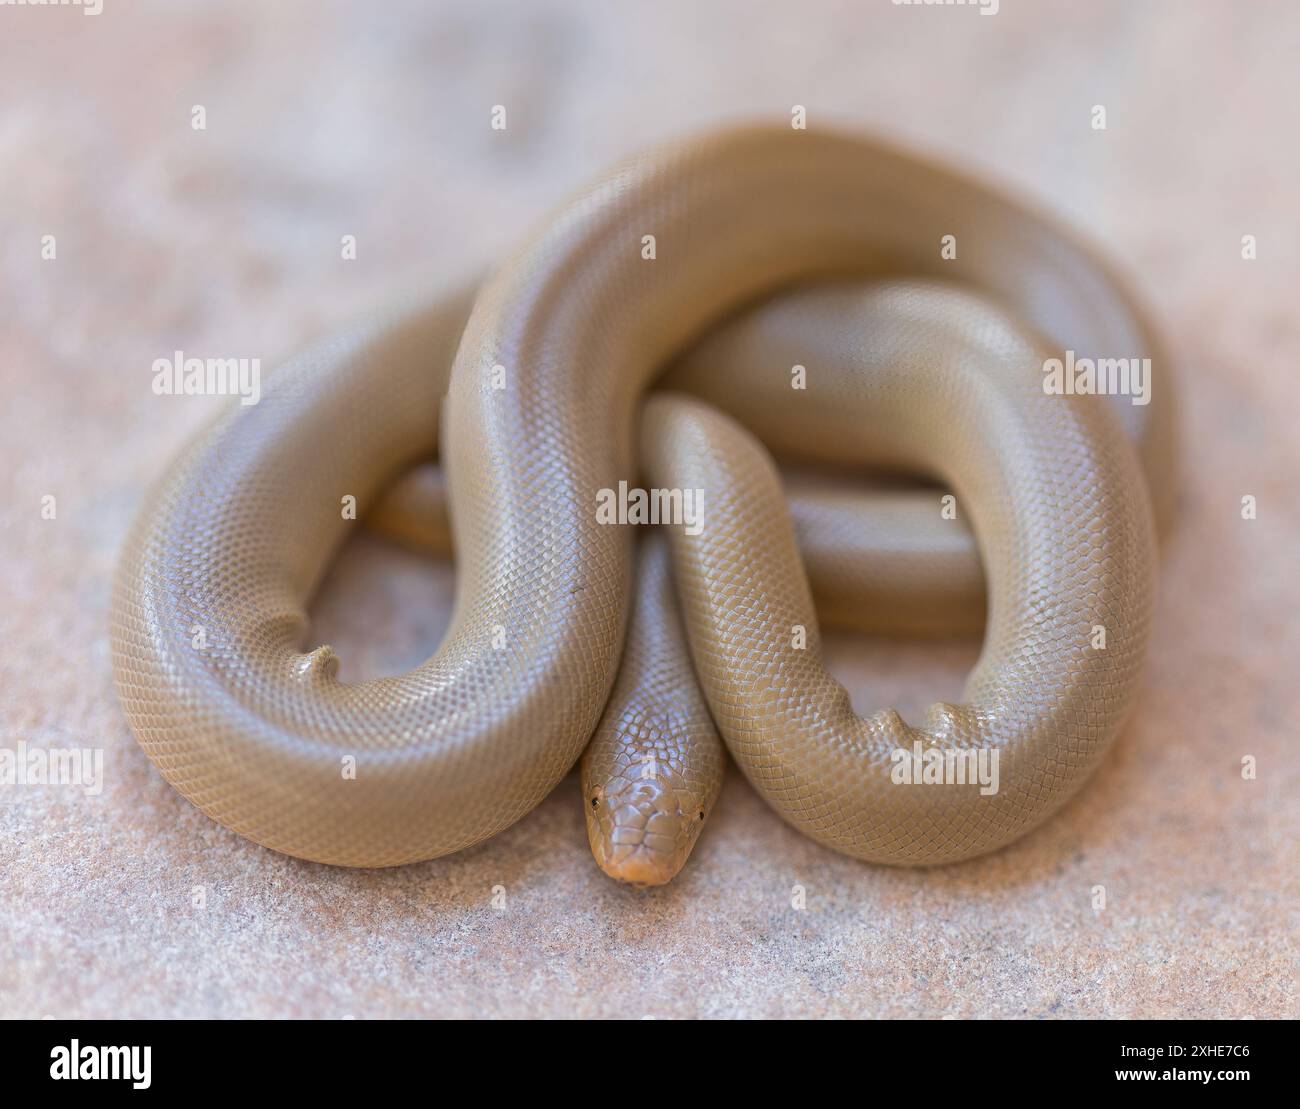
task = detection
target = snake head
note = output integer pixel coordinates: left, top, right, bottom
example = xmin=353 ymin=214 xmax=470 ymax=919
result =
xmin=583 ymin=762 xmax=707 ymax=888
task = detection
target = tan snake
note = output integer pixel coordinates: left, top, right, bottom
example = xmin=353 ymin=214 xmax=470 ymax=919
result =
xmin=110 ymin=126 xmax=1169 ymax=883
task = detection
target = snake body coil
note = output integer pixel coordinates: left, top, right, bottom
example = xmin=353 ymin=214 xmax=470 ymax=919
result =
xmin=111 ymin=127 xmax=1166 ymax=878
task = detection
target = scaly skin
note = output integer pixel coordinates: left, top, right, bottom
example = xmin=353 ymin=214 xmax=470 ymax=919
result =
xmin=109 ymin=126 xmax=1166 ymax=873
xmin=580 ymin=535 xmax=724 ymax=886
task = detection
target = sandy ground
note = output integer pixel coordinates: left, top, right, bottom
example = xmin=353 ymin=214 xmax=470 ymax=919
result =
xmin=1 ymin=0 xmax=1296 ymax=1018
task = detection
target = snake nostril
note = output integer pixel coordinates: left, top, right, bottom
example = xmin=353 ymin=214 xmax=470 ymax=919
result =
xmin=699 ymin=811 xmax=705 ymax=820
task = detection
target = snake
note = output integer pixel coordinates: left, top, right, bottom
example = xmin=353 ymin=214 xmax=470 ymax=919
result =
xmin=110 ymin=125 xmax=1169 ymax=883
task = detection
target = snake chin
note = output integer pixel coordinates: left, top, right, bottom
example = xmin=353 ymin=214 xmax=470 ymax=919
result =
xmin=584 ymin=780 xmax=702 ymax=888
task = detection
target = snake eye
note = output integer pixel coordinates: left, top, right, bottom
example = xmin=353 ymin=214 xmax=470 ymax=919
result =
xmin=591 ymin=797 xmax=600 ymax=808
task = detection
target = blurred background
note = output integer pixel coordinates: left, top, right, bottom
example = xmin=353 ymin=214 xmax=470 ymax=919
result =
xmin=1 ymin=0 xmax=1295 ymax=1018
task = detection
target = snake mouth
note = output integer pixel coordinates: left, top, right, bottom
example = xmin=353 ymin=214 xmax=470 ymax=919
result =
xmin=585 ymin=781 xmax=700 ymax=888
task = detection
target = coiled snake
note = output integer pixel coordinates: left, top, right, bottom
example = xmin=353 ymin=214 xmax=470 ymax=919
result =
xmin=110 ymin=126 xmax=1170 ymax=884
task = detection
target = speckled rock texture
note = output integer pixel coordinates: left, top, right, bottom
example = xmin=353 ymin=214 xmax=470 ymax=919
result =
xmin=1 ymin=0 xmax=1295 ymax=1018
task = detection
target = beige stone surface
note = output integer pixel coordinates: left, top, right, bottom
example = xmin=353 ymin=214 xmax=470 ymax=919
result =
xmin=1 ymin=0 xmax=1296 ymax=1018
